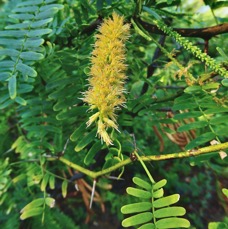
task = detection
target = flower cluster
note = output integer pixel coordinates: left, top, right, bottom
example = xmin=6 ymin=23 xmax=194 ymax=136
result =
xmin=83 ymin=12 xmax=130 ymax=145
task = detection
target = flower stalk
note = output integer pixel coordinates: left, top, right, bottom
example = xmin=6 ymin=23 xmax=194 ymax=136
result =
xmin=83 ymin=12 xmax=130 ymax=145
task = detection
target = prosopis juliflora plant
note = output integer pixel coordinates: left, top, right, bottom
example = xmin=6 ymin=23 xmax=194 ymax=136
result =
xmin=83 ymin=12 xmax=130 ymax=145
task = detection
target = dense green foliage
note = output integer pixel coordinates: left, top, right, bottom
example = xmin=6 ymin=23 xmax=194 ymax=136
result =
xmin=0 ymin=0 xmax=228 ymax=228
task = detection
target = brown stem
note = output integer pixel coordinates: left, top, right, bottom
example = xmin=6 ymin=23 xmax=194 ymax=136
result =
xmin=138 ymin=18 xmax=228 ymax=39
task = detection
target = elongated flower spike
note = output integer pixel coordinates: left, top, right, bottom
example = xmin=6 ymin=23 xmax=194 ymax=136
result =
xmin=83 ymin=12 xmax=130 ymax=145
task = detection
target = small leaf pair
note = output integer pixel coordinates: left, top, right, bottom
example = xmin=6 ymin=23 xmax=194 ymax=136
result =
xmin=20 ymin=197 xmax=55 ymax=220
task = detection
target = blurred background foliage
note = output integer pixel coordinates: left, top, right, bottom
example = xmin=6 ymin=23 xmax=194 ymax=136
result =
xmin=0 ymin=0 xmax=228 ymax=228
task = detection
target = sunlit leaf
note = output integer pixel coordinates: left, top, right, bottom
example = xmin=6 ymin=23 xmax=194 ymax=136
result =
xmin=49 ymin=175 xmax=55 ymax=190
xmin=20 ymin=198 xmax=44 ymax=213
xmin=8 ymin=75 xmax=17 ymax=99
xmin=126 ymin=187 xmax=152 ymax=198
xmin=154 ymin=207 xmax=186 ymax=218
xmin=122 ymin=212 xmax=153 ymax=227
xmin=153 ymin=179 xmax=167 ymax=191
xmin=155 ymin=217 xmax=190 ymax=228
xmin=45 ymin=197 xmax=55 ymax=208
xmin=121 ymin=202 xmax=152 ymax=214
xmin=222 ymin=188 xmax=228 ymax=198
xmin=153 ymin=194 xmax=180 ymax=208
xmin=133 ymin=177 xmax=152 ymax=191
xmin=62 ymin=180 xmax=68 ymax=198
xmin=20 ymin=207 xmax=43 ymax=220
xmin=40 ymin=174 xmax=49 ymax=191
xmin=153 ymin=188 xmax=164 ymax=198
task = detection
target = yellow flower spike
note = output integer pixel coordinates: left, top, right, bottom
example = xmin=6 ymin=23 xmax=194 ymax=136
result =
xmin=83 ymin=12 xmax=130 ymax=145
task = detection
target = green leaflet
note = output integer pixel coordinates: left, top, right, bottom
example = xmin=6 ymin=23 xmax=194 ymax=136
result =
xmin=0 ymin=38 xmax=23 ymax=47
xmin=20 ymin=197 xmax=55 ymax=220
xmin=172 ymin=101 xmax=198 ymax=110
xmin=202 ymin=82 xmax=220 ymax=91
xmin=35 ymin=8 xmax=59 ymax=20
xmin=222 ymin=188 xmax=228 ymax=198
xmin=15 ymin=96 xmax=27 ymax=106
xmin=0 ymin=60 xmax=14 ymax=68
xmin=40 ymin=4 xmax=64 ymax=11
xmin=174 ymin=111 xmax=202 ymax=120
xmin=24 ymin=38 xmax=45 ymax=47
xmin=74 ymin=129 xmax=96 ymax=152
xmin=49 ymin=175 xmax=55 ymax=190
xmin=20 ymin=207 xmax=43 ymax=220
xmin=177 ymin=120 xmax=208 ymax=132
xmin=5 ymin=22 xmax=30 ymax=29
xmin=189 ymin=152 xmax=218 ymax=166
xmin=31 ymin=18 xmax=53 ymax=28
xmin=133 ymin=177 xmax=152 ymax=191
xmin=174 ymin=93 xmax=191 ymax=103
xmin=12 ymin=6 xmax=39 ymax=13
xmin=20 ymin=51 xmax=44 ymax=60
xmin=45 ymin=197 xmax=55 ymax=208
xmin=185 ymin=132 xmax=216 ymax=150
xmin=96 ymin=0 xmax=104 ymax=10
xmin=70 ymin=122 xmax=87 ymax=142
xmin=0 ymin=48 xmax=19 ymax=56
xmin=155 ymin=217 xmax=190 ymax=228
xmin=122 ymin=212 xmax=153 ymax=227
xmin=127 ymin=187 xmax=152 ymax=199
xmin=8 ymin=75 xmax=17 ymax=99
xmin=102 ymin=157 xmax=121 ymax=170
xmin=40 ymin=174 xmax=49 ymax=191
xmin=53 ymin=98 xmax=77 ymax=111
xmin=9 ymin=13 xmax=35 ymax=20
xmin=205 ymin=107 xmax=228 ymax=114
xmin=154 ymin=207 xmax=186 ymax=218
xmin=222 ymin=78 xmax=228 ymax=87
xmin=56 ymin=107 xmax=88 ymax=120
xmin=27 ymin=28 xmax=52 ymax=37
xmin=18 ymin=84 xmax=34 ymax=93
xmin=208 ymin=222 xmax=228 ymax=229
xmin=84 ymin=141 xmax=103 ymax=165
xmin=121 ymin=202 xmax=152 ymax=214
xmin=153 ymin=179 xmax=167 ymax=190
xmin=61 ymin=180 xmax=68 ymax=198
xmin=153 ymin=188 xmax=164 ymax=198
xmin=17 ymin=0 xmax=43 ymax=6
xmin=46 ymin=75 xmax=77 ymax=89
xmin=184 ymin=85 xmax=201 ymax=94
xmin=0 ymin=72 xmax=11 ymax=81
xmin=209 ymin=115 xmax=228 ymax=125
xmin=20 ymin=198 xmax=44 ymax=213
xmin=153 ymin=194 xmax=180 ymax=208
xmin=217 ymin=47 xmax=228 ymax=61
xmin=138 ymin=223 xmax=155 ymax=229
